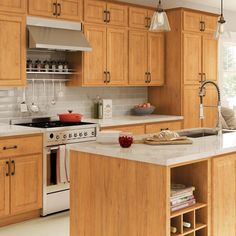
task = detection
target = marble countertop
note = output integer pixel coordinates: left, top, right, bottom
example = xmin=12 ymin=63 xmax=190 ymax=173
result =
xmin=0 ymin=123 xmax=44 ymax=137
xmin=69 ymin=132 xmax=236 ymax=166
xmin=84 ymin=115 xmax=183 ymax=128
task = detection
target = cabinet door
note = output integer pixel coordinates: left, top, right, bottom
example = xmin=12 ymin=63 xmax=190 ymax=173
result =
xmin=0 ymin=14 xmax=26 ymax=86
xmin=57 ymin=0 xmax=82 ymax=21
xmin=202 ymin=34 xmax=218 ymax=82
xmin=148 ymin=33 xmax=164 ymax=86
xmin=0 ymin=159 xmax=10 ymax=218
xmin=10 ymin=154 xmax=42 ymax=215
xmin=183 ymin=86 xmax=201 ymax=129
xmin=183 ymin=33 xmax=202 ymax=85
xmin=83 ymin=25 xmax=107 ymax=86
xmin=183 ymin=11 xmax=202 ymax=32
xmin=0 ymin=0 xmax=26 ymax=13
xmin=107 ymin=3 xmax=128 ymax=27
xmin=28 ymin=0 xmax=56 ymax=18
xmin=102 ymin=125 xmax=145 ymax=135
xmin=202 ymin=15 xmax=218 ymax=33
xmin=129 ymin=7 xmax=148 ymax=30
xmin=201 ymin=87 xmax=218 ymax=128
xmin=107 ymin=27 xmax=128 ymax=86
xmin=212 ymin=154 xmax=236 ymax=236
xmin=84 ymin=0 xmax=106 ymax=24
xmin=129 ymin=30 xmax=148 ymax=85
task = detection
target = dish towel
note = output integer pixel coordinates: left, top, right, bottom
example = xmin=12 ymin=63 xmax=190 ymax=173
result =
xmin=59 ymin=145 xmax=67 ymax=183
xmin=65 ymin=145 xmax=70 ymax=183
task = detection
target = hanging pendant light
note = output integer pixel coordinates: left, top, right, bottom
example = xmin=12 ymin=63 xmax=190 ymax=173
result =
xmin=149 ymin=0 xmax=171 ymax=32
xmin=215 ymin=0 xmax=230 ymax=39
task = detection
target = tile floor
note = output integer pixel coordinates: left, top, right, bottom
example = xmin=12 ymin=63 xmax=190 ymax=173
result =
xmin=0 ymin=211 xmax=69 ymax=236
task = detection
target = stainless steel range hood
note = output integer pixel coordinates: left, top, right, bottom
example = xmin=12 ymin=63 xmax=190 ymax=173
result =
xmin=27 ymin=16 xmax=92 ymax=52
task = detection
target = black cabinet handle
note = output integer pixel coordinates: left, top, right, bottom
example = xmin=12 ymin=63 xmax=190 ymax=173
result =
xmin=57 ymin=3 xmax=61 ymax=16
xmin=107 ymin=11 xmax=111 ymax=23
xmin=145 ymin=17 xmax=149 ymax=28
xmin=104 ymin=71 xmax=107 ymax=83
xmin=104 ymin=10 xmax=108 ymax=22
xmin=53 ymin=2 xmax=57 ymax=16
xmin=5 ymin=161 xmax=10 ymax=177
xmin=11 ymin=160 xmax=15 ymax=176
xmin=3 ymin=145 xmax=17 ymax=150
xmin=148 ymin=72 xmax=152 ymax=83
xmin=107 ymin=71 xmax=111 ymax=83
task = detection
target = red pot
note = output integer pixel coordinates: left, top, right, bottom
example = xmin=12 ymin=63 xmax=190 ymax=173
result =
xmin=58 ymin=110 xmax=83 ymax=123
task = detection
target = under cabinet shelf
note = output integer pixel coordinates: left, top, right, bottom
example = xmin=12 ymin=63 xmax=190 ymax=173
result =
xmin=26 ymin=71 xmax=78 ymax=75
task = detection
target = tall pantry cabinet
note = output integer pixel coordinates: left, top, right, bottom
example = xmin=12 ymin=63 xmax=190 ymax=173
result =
xmin=0 ymin=1 xmax=26 ymax=86
xmin=149 ymin=8 xmax=218 ymax=129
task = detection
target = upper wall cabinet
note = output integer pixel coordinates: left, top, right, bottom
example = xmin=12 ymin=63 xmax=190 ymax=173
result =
xmin=0 ymin=13 xmax=26 ymax=87
xmin=183 ymin=10 xmax=218 ymax=33
xmin=28 ymin=0 xmax=83 ymax=21
xmin=129 ymin=7 xmax=154 ymax=30
xmin=0 ymin=0 xmax=26 ymax=14
xmin=84 ymin=0 xmax=128 ymax=26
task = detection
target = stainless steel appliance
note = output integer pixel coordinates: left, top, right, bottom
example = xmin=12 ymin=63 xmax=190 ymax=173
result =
xmin=12 ymin=118 xmax=98 ymax=216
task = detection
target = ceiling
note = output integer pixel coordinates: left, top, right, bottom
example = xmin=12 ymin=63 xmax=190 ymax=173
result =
xmin=119 ymin=0 xmax=236 ymax=12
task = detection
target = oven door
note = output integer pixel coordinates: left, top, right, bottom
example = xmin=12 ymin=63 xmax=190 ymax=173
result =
xmin=46 ymin=145 xmax=70 ymax=194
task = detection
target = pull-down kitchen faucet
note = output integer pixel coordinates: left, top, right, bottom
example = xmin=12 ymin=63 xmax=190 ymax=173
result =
xmin=199 ymin=80 xmax=222 ymax=135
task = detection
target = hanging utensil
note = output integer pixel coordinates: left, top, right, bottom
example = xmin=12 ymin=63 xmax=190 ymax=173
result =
xmin=20 ymin=87 xmax=28 ymax=113
xmin=51 ymin=80 xmax=56 ymax=105
xmin=58 ymin=81 xmax=64 ymax=98
xmin=30 ymin=79 xmax=39 ymax=112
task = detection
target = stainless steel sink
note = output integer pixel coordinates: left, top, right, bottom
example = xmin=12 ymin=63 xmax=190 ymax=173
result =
xmin=178 ymin=128 xmax=235 ymax=138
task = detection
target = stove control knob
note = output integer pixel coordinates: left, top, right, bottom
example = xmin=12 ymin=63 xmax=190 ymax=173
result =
xmin=79 ymin=132 xmax=83 ymax=137
xmin=84 ymin=132 xmax=88 ymax=137
xmin=74 ymin=133 xmax=78 ymax=138
xmin=91 ymin=131 xmax=95 ymax=136
xmin=69 ymin=134 xmax=72 ymax=138
xmin=50 ymin=133 xmax=54 ymax=139
xmin=63 ymin=134 xmax=67 ymax=139
xmin=56 ymin=135 xmax=60 ymax=140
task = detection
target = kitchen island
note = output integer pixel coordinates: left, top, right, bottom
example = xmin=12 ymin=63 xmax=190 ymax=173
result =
xmin=69 ymin=132 xmax=236 ymax=236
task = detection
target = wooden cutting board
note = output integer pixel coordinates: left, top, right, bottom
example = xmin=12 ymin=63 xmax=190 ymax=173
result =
xmin=134 ymin=138 xmax=193 ymax=145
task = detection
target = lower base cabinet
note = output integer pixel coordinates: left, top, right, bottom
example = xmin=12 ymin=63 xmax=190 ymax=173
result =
xmin=0 ymin=135 xmax=43 ymax=225
xmin=212 ymin=153 xmax=236 ymax=236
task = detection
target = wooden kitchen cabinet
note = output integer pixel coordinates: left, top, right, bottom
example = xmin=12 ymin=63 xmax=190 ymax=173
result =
xmin=84 ymin=0 xmax=128 ymax=26
xmin=83 ymin=24 xmax=128 ymax=86
xmin=0 ymin=13 xmax=26 ymax=87
xmin=0 ymin=159 xmax=10 ymax=218
xmin=183 ymin=33 xmax=202 ymax=85
xmin=101 ymin=124 xmax=145 ymax=135
xmin=83 ymin=24 xmax=107 ymax=86
xmin=212 ymin=153 xmax=236 ymax=236
xmin=0 ymin=134 xmax=43 ymax=225
xmin=11 ymin=154 xmax=42 ymax=215
xmin=0 ymin=0 xmax=26 ymax=13
xmin=28 ymin=0 xmax=82 ymax=21
xmin=129 ymin=7 xmax=153 ymax=30
xmin=129 ymin=30 xmax=164 ymax=86
xmin=107 ymin=27 xmax=128 ymax=85
xmin=129 ymin=30 xmax=148 ymax=85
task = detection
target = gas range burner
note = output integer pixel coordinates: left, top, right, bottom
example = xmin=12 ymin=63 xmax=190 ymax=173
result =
xmin=16 ymin=121 xmax=94 ymax=129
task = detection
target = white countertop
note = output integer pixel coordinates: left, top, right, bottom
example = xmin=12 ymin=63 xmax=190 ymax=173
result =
xmin=0 ymin=123 xmax=44 ymax=137
xmin=69 ymin=132 xmax=236 ymax=166
xmin=84 ymin=115 xmax=183 ymax=128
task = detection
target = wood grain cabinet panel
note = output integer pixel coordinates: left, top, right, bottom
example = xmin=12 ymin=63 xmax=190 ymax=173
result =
xmin=212 ymin=154 xmax=236 ymax=236
xmin=183 ymin=11 xmax=202 ymax=32
xmin=28 ymin=0 xmax=56 ymax=18
xmin=0 ymin=159 xmax=10 ymax=218
xmin=83 ymin=24 xmax=107 ymax=86
xmin=10 ymin=154 xmax=42 ymax=215
xmin=0 ymin=0 xmax=26 ymax=13
xmin=107 ymin=27 xmax=128 ymax=85
xmin=129 ymin=30 xmax=148 ymax=85
xmin=84 ymin=0 xmax=106 ymax=24
xmin=183 ymin=33 xmax=202 ymax=85
xmin=102 ymin=125 xmax=145 ymax=135
xmin=129 ymin=7 xmax=149 ymax=30
xmin=106 ymin=3 xmax=128 ymax=27
xmin=148 ymin=33 xmax=164 ymax=86
xmin=57 ymin=0 xmax=82 ymax=21
xmin=202 ymin=34 xmax=218 ymax=82
xmin=0 ymin=13 xmax=26 ymax=86
xmin=202 ymin=14 xmax=218 ymax=33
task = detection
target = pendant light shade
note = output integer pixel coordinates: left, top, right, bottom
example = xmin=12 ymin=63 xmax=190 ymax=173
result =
xmin=149 ymin=0 xmax=171 ymax=32
xmin=215 ymin=0 xmax=231 ymax=39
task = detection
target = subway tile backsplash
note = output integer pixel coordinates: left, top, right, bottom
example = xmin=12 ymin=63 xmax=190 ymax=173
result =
xmin=0 ymin=82 xmax=148 ymax=123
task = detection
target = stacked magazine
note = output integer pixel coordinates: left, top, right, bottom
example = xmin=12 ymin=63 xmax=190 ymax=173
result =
xmin=171 ymin=185 xmax=196 ymax=212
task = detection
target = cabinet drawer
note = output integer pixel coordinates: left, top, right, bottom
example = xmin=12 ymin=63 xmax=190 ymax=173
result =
xmin=145 ymin=121 xmax=182 ymax=134
xmin=0 ymin=135 xmax=42 ymax=158
xmin=101 ymin=125 xmax=145 ymax=135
